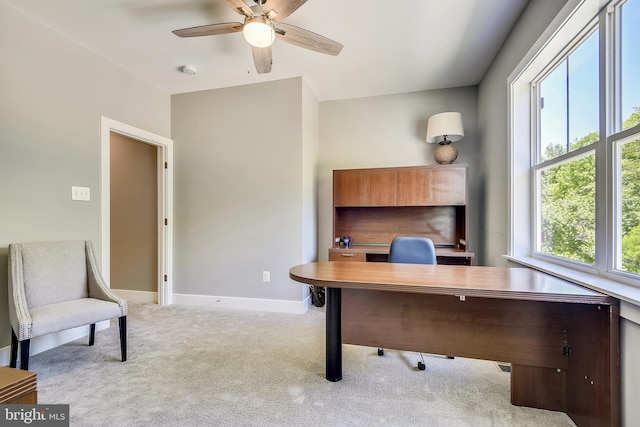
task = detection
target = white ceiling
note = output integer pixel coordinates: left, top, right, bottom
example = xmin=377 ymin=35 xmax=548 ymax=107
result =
xmin=3 ymin=0 xmax=528 ymax=101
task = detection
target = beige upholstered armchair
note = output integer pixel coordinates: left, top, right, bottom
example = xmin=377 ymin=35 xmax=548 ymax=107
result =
xmin=8 ymin=240 xmax=127 ymax=370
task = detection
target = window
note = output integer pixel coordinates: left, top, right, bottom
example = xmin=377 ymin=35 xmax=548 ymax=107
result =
xmin=538 ymin=30 xmax=600 ymax=162
xmin=538 ymin=152 xmax=596 ymax=263
xmin=510 ymin=0 xmax=640 ymax=288
xmin=614 ymin=0 xmax=640 ymax=276
xmin=534 ymin=29 xmax=599 ymax=264
xmin=616 ymin=136 xmax=640 ymax=274
xmin=620 ymin=0 xmax=640 ymax=131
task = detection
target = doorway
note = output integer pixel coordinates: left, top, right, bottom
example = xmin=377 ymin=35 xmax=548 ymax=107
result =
xmin=110 ymin=133 xmax=158 ymax=299
xmin=100 ymin=117 xmax=173 ymax=305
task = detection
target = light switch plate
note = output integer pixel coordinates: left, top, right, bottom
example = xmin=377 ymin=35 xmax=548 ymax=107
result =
xmin=72 ymin=186 xmax=90 ymax=201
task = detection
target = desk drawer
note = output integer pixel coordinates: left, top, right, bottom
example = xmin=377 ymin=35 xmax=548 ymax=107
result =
xmin=329 ymin=251 xmax=366 ymax=262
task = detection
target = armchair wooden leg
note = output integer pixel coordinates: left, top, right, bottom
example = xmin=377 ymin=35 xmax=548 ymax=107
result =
xmin=10 ymin=329 xmax=18 ymax=368
xmin=19 ymin=339 xmax=30 ymax=371
xmin=118 ymin=316 xmax=127 ymax=362
xmin=89 ymin=324 xmax=96 ymax=346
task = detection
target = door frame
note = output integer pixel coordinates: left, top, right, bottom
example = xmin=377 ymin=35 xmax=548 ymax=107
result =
xmin=100 ymin=116 xmax=173 ymax=305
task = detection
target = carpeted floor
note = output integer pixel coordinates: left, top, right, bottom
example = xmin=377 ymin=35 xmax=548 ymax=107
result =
xmin=29 ymin=303 xmax=576 ymax=426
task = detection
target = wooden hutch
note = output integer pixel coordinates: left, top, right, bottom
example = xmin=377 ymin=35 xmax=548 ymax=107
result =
xmin=329 ymin=164 xmax=474 ymax=265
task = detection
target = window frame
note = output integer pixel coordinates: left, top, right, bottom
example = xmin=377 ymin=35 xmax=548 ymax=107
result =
xmin=530 ymin=23 xmax=600 ymax=267
xmin=508 ymin=0 xmax=640 ymax=291
xmin=611 ymin=129 xmax=640 ymax=277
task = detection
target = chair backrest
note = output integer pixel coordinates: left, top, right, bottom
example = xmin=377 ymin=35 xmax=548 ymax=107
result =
xmin=388 ymin=236 xmax=437 ymax=265
xmin=14 ymin=241 xmax=89 ymax=309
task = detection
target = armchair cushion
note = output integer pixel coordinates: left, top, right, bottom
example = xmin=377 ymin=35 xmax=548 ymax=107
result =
xmin=30 ymin=298 xmax=123 ymax=338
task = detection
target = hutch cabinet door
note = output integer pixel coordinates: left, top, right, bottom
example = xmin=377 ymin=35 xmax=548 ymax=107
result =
xmin=397 ymin=169 xmax=429 ymax=206
xmin=333 ymin=170 xmax=365 ymax=206
xmin=364 ymin=170 xmax=397 ymax=206
xmin=428 ymin=167 xmax=466 ymax=205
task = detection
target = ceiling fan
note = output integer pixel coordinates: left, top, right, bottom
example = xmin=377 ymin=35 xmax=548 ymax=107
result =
xmin=172 ymin=0 xmax=343 ymax=74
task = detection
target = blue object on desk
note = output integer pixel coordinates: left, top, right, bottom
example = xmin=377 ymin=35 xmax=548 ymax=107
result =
xmin=388 ymin=236 xmax=437 ymax=265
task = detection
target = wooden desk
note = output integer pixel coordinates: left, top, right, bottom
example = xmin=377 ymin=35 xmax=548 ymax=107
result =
xmin=289 ymin=262 xmax=620 ymax=427
xmin=0 ymin=367 xmax=37 ymax=404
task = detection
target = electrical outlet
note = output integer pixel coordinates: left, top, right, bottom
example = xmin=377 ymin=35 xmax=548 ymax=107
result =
xmin=71 ymin=186 xmax=91 ymax=201
xmin=262 ymin=271 xmax=270 ymax=283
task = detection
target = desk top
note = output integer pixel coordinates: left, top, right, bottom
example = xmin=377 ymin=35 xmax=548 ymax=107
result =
xmin=290 ymin=262 xmax=615 ymax=305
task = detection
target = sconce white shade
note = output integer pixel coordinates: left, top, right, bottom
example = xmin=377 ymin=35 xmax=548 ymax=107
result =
xmin=426 ymin=112 xmax=465 ymax=143
xmin=243 ymin=17 xmax=275 ymax=48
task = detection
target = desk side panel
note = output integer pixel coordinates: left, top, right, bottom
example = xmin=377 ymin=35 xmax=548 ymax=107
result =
xmin=566 ymin=303 xmax=620 ymax=427
xmin=341 ymin=288 xmax=570 ymax=369
xmin=511 ymin=365 xmax=567 ymax=411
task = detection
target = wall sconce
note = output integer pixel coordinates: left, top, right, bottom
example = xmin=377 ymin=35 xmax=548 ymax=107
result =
xmin=426 ymin=112 xmax=464 ymax=164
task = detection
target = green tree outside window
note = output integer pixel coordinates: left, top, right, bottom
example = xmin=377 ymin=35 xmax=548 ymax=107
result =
xmin=540 ymin=107 xmax=640 ymax=273
xmin=621 ymin=108 xmax=640 ymax=273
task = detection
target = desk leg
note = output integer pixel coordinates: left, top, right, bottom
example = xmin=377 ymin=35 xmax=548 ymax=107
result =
xmin=326 ymin=287 xmax=342 ymax=382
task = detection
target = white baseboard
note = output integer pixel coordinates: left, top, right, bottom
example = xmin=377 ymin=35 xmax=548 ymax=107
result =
xmin=0 ymin=321 xmax=110 ymax=367
xmin=112 ymin=289 xmax=157 ymax=303
xmin=171 ymin=293 xmax=311 ymax=314
xmin=111 ymin=289 xmax=311 ymax=314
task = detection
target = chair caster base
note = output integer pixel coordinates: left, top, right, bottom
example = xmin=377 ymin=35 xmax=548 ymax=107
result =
xmin=377 ymin=348 xmax=384 ymax=356
xmin=417 ymin=361 xmax=426 ymax=371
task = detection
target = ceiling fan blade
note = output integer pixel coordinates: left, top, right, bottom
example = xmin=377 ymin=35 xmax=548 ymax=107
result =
xmin=275 ymin=23 xmax=343 ymax=56
xmin=251 ymin=45 xmax=273 ymax=74
xmin=262 ymin=0 xmax=307 ymax=21
xmin=173 ymin=22 xmax=242 ymax=37
xmin=225 ymin=0 xmax=252 ymax=17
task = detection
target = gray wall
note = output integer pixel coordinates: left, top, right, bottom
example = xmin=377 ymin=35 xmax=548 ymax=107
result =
xmin=0 ymin=4 xmax=171 ymax=348
xmin=318 ymin=87 xmax=479 ymax=261
xmin=302 ymin=82 xmax=320 ymax=264
xmin=477 ymin=0 xmax=568 ymax=267
xmin=171 ymin=77 xmax=314 ymax=302
xmin=478 ymin=0 xmax=639 ymax=423
xmin=621 ymin=308 xmax=640 ymax=425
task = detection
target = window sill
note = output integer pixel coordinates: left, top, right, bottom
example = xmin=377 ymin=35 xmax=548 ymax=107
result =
xmin=504 ymin=255 xmax=640 ymax=324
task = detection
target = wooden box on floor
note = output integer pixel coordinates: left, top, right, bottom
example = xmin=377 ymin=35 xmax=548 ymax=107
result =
xmin=0 ymin=367 xmax=37 ymax=404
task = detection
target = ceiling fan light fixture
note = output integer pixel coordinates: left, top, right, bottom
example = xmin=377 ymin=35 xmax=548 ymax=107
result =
xmin=243 ymin=17 xmax=275 ymax=48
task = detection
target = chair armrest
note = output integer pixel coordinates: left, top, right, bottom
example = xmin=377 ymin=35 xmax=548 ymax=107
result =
xmin=8 ymin=244 xmax=34 ymax=340
xmin=85 ymin=241 xmax=127 ymax=316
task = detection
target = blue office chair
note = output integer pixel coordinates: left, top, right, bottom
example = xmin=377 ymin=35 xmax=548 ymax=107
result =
xmin=383 ymin=236 xmax=445 ymax=370
xmin=389 ymin=236 xmax=437 ymax=265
